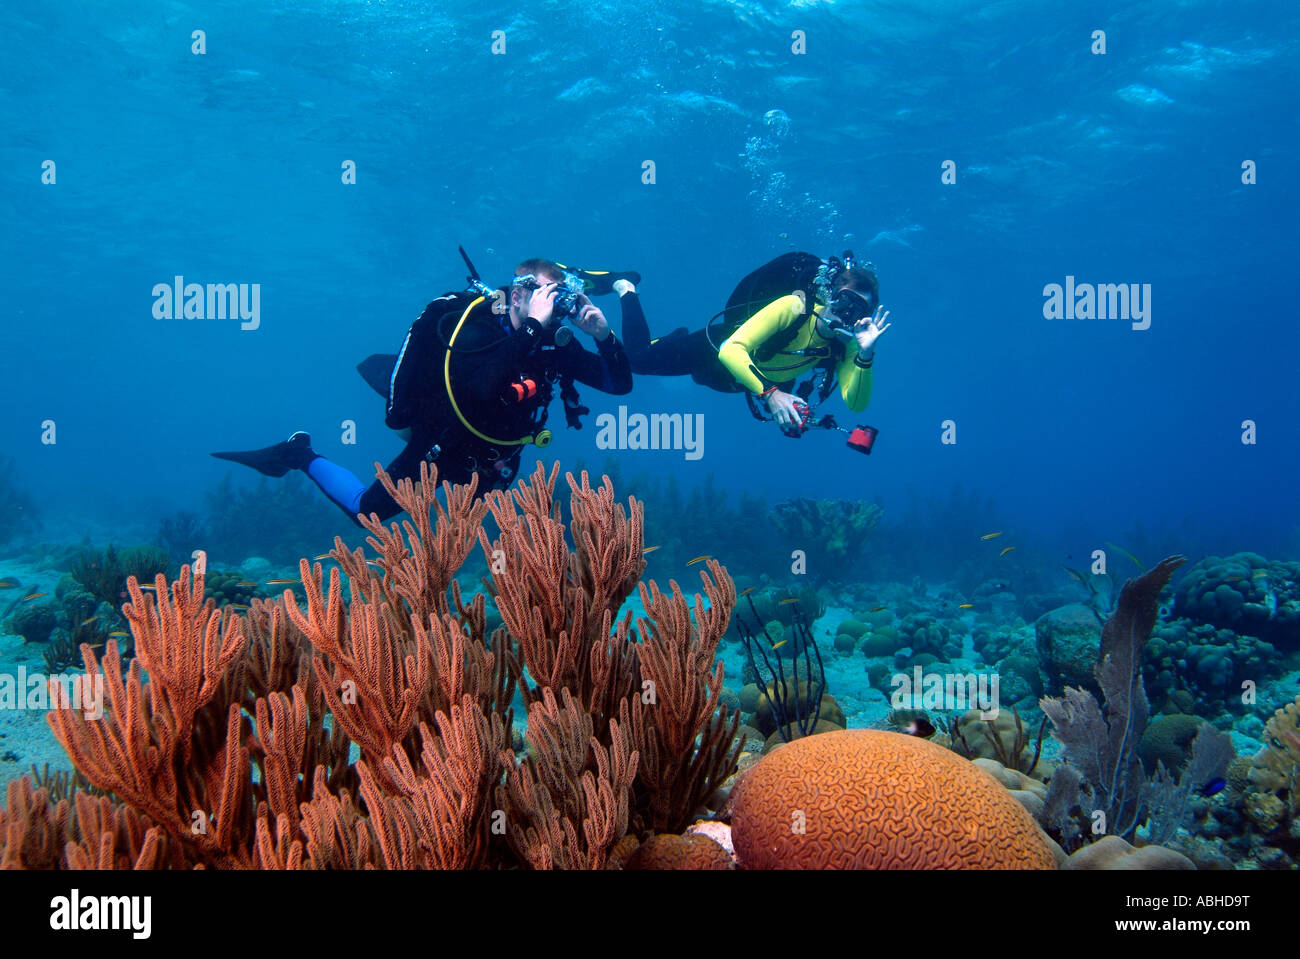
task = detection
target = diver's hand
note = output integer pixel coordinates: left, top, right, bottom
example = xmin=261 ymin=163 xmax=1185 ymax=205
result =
xmin=526 ymin=282 xmax=559 ymax=325
xmin=765 ymin=390 xmax=803 ymax=429
xmin=574 ymin=294 xmax=611 ymax=341
xmin=613 ymin=278 xmax=636 ymax=296
xmin=855 ymin=305 xmax=891 ymax=355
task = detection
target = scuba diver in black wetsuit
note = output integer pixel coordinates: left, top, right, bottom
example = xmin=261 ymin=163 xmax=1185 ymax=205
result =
xmin=211 ymin=255 xmax=639 ymax=522
xmin=619 ymin=251 xmax=890 ymax=448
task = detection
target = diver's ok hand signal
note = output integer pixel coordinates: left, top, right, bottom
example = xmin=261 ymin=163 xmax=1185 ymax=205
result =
xmin=855 ymin=305 xmax=890 ymax=353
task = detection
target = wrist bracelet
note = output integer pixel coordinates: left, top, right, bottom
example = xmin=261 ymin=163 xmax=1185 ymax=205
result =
xmin=758 ymin=385 xmax=779 ymax=399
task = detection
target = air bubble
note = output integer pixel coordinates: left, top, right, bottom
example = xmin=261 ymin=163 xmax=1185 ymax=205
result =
xmin=763 ymin=109 xmax=790 ymax=138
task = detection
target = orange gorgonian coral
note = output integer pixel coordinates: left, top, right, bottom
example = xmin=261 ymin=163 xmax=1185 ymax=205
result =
xmin=0 ymin=461 xmax=742 ymax=869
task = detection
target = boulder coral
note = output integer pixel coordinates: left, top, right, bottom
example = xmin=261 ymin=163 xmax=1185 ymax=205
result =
xmin=896 ymin=611 xmax=956 ymax=658
xmin=1137 ymin=713 xmax=1206 ymax=776
xmin=1062 ymin=835 xmax=1194 ymax=870
xmin=729 ymin=729 xmax=1058 ymax=869
xmin=1173 ymin=553 xmax=1300 ymax=650
xmin=1145 ymin=619 xmax=1276 ymax=711
xmin=1035 ymin=603 xmax=1101 ymax=693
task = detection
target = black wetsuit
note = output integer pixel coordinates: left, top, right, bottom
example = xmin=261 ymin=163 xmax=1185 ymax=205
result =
xmin=619 ymin=290 xmax=743 ymax=393
xmin=362 ymin=290 xmax=632 ymax=518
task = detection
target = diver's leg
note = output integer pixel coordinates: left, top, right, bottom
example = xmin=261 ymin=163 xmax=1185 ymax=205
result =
xmin=352 ymin=441 xmax=435 ymax=522
xmin=619 ymin=290 xmax=739 ymax=390
xmin=303 ymin=455 xmax=369 ymax=518
xmin=681 ymin=329 xmax=744 ymax=393
xmin=619 ymin=288 xmax=653 ymax=355
xmin=620 ymin=289 xmax=695 ymax=376
xmin=211 ymin=430 xmax=403 ymax=521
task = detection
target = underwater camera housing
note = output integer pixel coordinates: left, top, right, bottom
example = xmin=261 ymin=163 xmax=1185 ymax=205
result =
xmin=551 ymin=272 xmax=586 ymax=320
xmin=512 ymin=271 xmax=585 ymax=321
xmin=781 ymin=399 xmax=816 ymax=438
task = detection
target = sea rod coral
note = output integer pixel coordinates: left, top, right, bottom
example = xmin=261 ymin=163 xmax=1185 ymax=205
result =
xmin=0 ymin=462 xmax=742 ymax=869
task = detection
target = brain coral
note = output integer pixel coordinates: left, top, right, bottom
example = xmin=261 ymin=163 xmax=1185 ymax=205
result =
xmin=730 ymin=729 xmax=1057 ymax=869
xmin=626 ymin=833 xmax=734 ymax=870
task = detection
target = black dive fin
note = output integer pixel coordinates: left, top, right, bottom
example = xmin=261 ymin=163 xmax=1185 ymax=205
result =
xmin=554 ymin=264 xmax=642 ymax=296
xmin=211 ymin=432 xmax=314 ymax=478
xmin=358 ymin=353 xmax=398 ymax=398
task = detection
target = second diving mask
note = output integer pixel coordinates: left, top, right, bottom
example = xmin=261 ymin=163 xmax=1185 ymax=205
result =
xmin=828 ymin=287 xmax=875 ymax=329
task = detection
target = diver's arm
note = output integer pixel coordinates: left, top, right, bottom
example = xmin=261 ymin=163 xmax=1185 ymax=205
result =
xmin=717 ymin=294 xmax=805 ymax=393
xmin=559 ymin=332 xmax=633 ymax=395
xmin=836 ymin=347 xmax=874 ymax=413
xmin=837 ymin=306 xmax=889 ymax=413
xmin=563 ymin=295 xmax=633 ymax=393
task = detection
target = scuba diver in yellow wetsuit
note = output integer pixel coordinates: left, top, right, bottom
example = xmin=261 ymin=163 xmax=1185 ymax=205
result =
xmin=620 ymin=251 xmax=890 ymax=450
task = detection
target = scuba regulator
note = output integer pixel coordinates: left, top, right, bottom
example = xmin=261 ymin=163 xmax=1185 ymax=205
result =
xmin=815 ymin=249 xmax=877 ymax=336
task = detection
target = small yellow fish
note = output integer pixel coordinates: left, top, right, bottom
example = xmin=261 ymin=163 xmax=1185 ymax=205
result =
xmin=738 ymin=587 xmax=756 ymax=596
xmin=869 ymin=605 xmax=887 ymax=613
xmin=21 ymin=592 xmax=47 ymax=602
xmin=313 ymin=553 xmax=333 ymax=561
xmin=1226 ymin=575 xmax=1243 ymax=582
xmin=227 ymin=603 xmax=251 ymax=611
xmin=772 ymin=640 xmax=788 ymax=650
xmin=642 ymin=546 xmax=660 ymax=555
xmin=958 ymin=604 xmax=974 ymax=609
xmin=265 ymin=578 xmax=300 ymax=585
xmin=137 ymin=584 xmax=156 ymax=591
xmin=365 ymin=560 xmax=383 ymax=568
xmin=686 ymin=555 xmax=711 ymax=566
xmin=1105 ymin=541 xmax=1146 ymax=571
xmin=107 ymin=631 xmax=129 ymax=638
xmin=1252 ymin=570 xmax=1268 ymax=578
xmin=1000 ymin=546 xmax=1015 ymax=557
xmin=80 ymin=616 xmax=98 ymax=626
xmin=0 ymin=580 xmax=18 ymax=589
xmin=981 ymin=532 xmax=1003 ymax=541
xmin=236 ymin=581 xmax=258 ymax=588
xmin=778 ymin=598 xmax=799 ymax=606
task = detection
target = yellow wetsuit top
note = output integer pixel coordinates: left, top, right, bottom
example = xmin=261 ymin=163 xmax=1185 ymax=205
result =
xmin=718 ymin=294 xmax=873 ymax=412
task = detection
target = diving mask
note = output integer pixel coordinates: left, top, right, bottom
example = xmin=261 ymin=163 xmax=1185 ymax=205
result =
xmin=514 ymin=271 xmax=586 ymax=320
xmin=827 ymin=287 xmax=875 ymax=330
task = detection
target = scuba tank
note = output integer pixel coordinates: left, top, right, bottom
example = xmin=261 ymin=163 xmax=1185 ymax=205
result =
xmin=706 ymin=251 xmax=826 ymax=354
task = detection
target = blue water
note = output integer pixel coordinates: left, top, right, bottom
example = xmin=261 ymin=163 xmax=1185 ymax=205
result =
xmin=1 ymin=1 xmax=1298 ymax=867
xmin=1 ymin=0 xmax=1295 ymax=552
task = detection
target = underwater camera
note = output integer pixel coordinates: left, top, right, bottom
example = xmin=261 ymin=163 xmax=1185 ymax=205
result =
xmin=781 ymin=399 xmax=816 ymax=438
xmin=783 ymin=401 xmax=880 ymax=455
xmin=551 ymin=272 xmax=586 ymax=320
